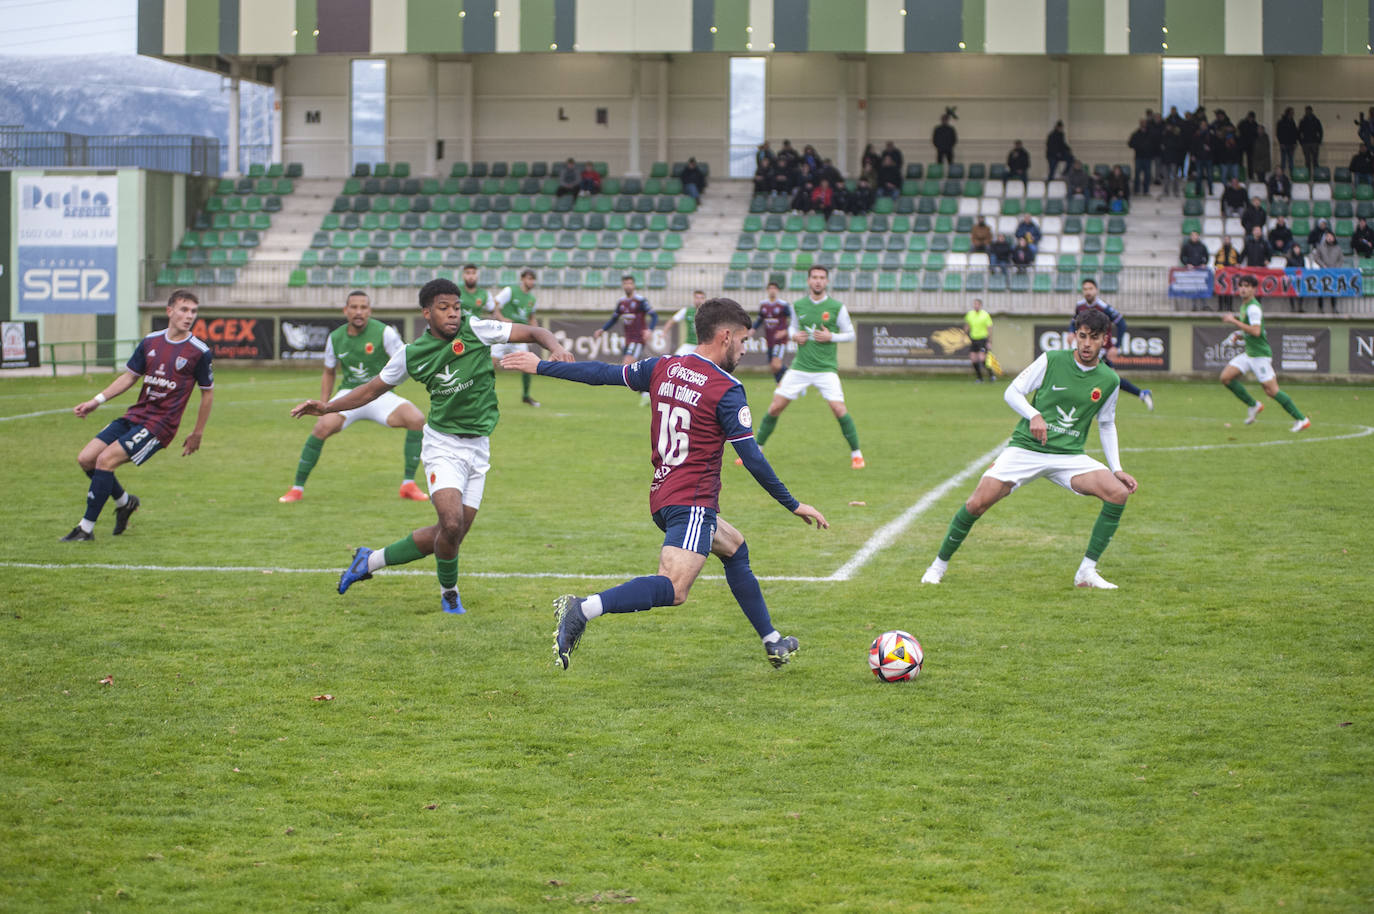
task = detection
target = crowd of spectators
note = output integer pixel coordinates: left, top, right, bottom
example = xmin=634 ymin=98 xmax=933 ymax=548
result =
xmin=752 ymin=138 xmax=905 ymax=216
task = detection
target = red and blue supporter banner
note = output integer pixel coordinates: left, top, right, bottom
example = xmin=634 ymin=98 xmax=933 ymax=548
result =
xmin=1168 ymin=267 xmax=1215 ymax=298
xmin=1212 ymin=266 xmax=1364 ymax=298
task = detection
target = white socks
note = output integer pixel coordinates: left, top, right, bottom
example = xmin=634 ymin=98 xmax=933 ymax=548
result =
xmin=114 ymin=492 xmax=129 ymax=508
xmin=367 ymin=550 xmax=387 ymax=573
xmin=581 ymin=595 xmax=604 ymax=619
xmin=78 ymin=518 xmax=95 ymax=534
xmin=1077 ymin=556 xmax=1097 ymax=576
xmin=762 ymin=631 xmax=780 ymax=644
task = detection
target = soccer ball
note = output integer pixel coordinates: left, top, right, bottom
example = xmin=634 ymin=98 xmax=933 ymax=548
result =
xmin=868 ymin=630 xmax=923 ymax=682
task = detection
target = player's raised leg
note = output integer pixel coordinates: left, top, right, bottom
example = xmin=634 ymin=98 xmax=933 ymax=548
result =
xmin=711 ymin=517 xmax=798 ymax=667
xmin=921 ymin=475 xmax=1013 ymax=583
xmin=386 ymin=400 xmax=430 ymax=501
xmin=64 ymin=437 xmax=131 ymax=541
xmin=1258 ymin=376 xmax=1309 ymax=432
xmin=1219 ymin=361 xmax=1263 ymax=423
xmin=1068 ymin=468 xmax=1135 ymax=589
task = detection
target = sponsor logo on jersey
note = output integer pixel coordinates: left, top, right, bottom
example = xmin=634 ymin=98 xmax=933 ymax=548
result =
xmin=667 ymin=363 xmax=708 ymax=386
xmin=1052 ymin=385 xmax=1067 ymax=390
xmin=1091 ymin=387 xmax=1102 ymax=402
xmin=435 ymin=365 xmax=459 ymax=384
xmin=365 ymin=342 xmax=374 ymax=354
xmin=822 ymin=312 xmax=831 ymax=322
xmin=1055 ymin=405 xmax=1079 ymax=424
xmin=451 ymin=339 xmax=465 ymax=356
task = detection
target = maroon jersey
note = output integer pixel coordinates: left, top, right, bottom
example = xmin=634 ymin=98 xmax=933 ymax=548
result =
xmin=606 ymin=294 xmax=655 ymax=344
xmin=121 ymin=330 xmax=214 ymax=441
xmin=623 ymin=354 xmax=754 ymax=513
xmin=756 ymin=300 xmax=793 ymax=346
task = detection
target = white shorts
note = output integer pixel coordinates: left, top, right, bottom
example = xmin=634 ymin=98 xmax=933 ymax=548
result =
xmin=333 ymin=389 xmax=414 ymax=430
xmin=490 ymin=341 xmax=530 ymax=360
xmin=983 ymin=446 xmax=1109 ymax=495
xmin=1227 ymin=353 xmax=1276 ymax=383
xmin=775 ymin=368 xmax=845 ymax=402
xmin=420 ymin=425 xmax=491 ymax=508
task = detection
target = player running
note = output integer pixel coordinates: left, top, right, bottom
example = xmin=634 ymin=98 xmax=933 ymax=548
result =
xmin=279 ymin=290 xmax=429 ymax=503
xmin=500 ymin=297 xmax=828 ymax=670
xmin=593 ymin=274 xmax=657 ymax=404
xmin=665 ymin=289 xmax=706 ymax=355
xmin=755 ymin=265 xmax=865 ymax=469
xmin=293 ymin=278 xmax=571 ymax=614
xmin=752 ymin=281 xmax=793 ymax=383
xmin=1072 ymin=279 xmax=1154 ymax=411
xmin=920 ymin=307 xmax=1138 ymax=590
xmin=964 ymin=298 xmax=994 ymax=383
xmin=62 ymin=289 xmax=214 ymax=542
xmin=487 ymin=268 xmax=543 ymax=407
xmin=1219 ymin=273 xmax=1310 ymax=432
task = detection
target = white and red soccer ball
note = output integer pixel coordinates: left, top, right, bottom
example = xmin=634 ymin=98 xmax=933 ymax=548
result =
xmin=868 ymin=630 xmax=923 ymax=682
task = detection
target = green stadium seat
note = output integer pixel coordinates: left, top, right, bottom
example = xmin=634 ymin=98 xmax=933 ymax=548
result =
xmin=965 ymin=271 xmax=985 ymax=292
xmin=1058 ymin=254 xmax=1077 ymax=272
xmin=1084 ymin=218 xmax=1104 ymax=235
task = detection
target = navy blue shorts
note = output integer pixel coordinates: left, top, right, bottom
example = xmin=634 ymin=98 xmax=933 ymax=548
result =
xmin=97 ymin=417 xmax=163 ymax=466
xmin=653 ymin=505 xmax=717 ymax=556
xmin=767 ymin=342 xmax=788 ymax=362
xmin=623 ymin=341 xmax=645 ymax=360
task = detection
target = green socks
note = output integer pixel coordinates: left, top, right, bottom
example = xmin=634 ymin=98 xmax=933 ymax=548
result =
xmin=521 ymin=373 xmax=532 ymax=398
xmin=757 ymin=412 xmax=778 ymax=446
xmin=937 ymin=506 xmax=979 ymax=561
xmin=382 ymin=533 xmax=427 ymax=567
xmin=1273 ymin=390 xmax=1305 ymax=420
xmin=1085 ymin=502 xmax=1125 ymax=562
xmin=1225 ymin=378 xmax=1257 ymax=407
xmin=404 ymin=429 xmax=423 ymax=480
xmin=294 ymin=435 xmax=325 ymax=487
xmin=436 ymin=555 xmax=459 ymax=589
xmin=838 ymin=414 xmax=860 ymax=450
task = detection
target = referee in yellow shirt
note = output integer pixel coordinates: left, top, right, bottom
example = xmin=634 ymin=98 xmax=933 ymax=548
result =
xmin=963 ymin=298 xmax=994 ymax=382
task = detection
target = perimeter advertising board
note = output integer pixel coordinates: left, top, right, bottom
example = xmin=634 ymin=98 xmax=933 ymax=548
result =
xmin=1033 ymin=325 xmax=1171 ymax=371
xmin=1191 ymin=325 xmax=1330 ymax=373
xmin=16 ymin=176 xmax=118 ymax=314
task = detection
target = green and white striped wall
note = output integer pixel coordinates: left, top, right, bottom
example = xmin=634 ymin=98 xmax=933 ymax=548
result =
xmin=138 ymin=0 xmax=1374 ymax=56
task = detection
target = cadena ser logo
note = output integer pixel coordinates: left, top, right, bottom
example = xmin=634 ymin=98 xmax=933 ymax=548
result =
xmin=1091 ymin=387 xmax=1102 ymax=402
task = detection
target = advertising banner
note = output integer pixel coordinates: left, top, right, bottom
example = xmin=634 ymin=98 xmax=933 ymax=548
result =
xmin=1 ymin=321 xmax=40 ymax=369
xmin=1168 ymin=267 xmax=1214 ymax=298
xmin=856 ymin=322 xmax=972 ymax=368
xmin=1212 ymin=266 xmax=1363 ymax=298
xmin=1034 ymin=325 xmax=1171 ymax=371
xmin=153 ymin=315 xmax=275 ymax=360
xmin=542 ymin=319 xmax=673 ymax=362
xmin=16 ymin=176 xmax=119 ymax=314
xmin=279 ymin=317 xmax=405 ymax=360
xmin=1192 ymin=325 xmax=1329 ymax=373
xmin=1349 ymin=327 xmax=1374 ymax=375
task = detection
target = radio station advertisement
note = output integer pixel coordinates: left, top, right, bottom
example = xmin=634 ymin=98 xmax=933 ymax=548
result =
xmin=153 ymin=315 xmax=275 ymax=360
xmin=2 ymin=321 xmax=40 ymax=369
xmin=856 ymin=322 xmax=971 ymax=368
xmin=1192 ymin=325 xmax=1329 ymax=373
xmin=280 ymin=317 xmax=405 ymax=360
xmin=16 ymin=175 xmax=119 ymax=314
xmin=1033 ymin=325 xmax=1171 ymax=371
xmin=1350 ymin=327 xmax=1374 ymax=375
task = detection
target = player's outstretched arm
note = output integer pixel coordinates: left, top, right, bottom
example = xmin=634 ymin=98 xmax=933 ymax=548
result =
xmin=507 ymin=355 xmax=634 ymax=387
xmin=319 ymin=365 xmax=337 ymax=403
xmin=182 ymin=388 xmax=214 ymax=456
xmin=73 ymin=370 xmax=140 ymax=418
xmin=292 ymin=376 xmax=393 ymax=418
xmin=792 ymin=503 xmax=829 ymax=529
xmin=506 ymin=324 xmax=572 ymax=361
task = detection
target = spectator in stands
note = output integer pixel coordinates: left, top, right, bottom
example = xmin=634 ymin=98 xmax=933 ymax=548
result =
xmin=1005 ymin=140 xmax=1030 ymax=191
xmin=882 ymin=141 xmax=904 ymax=171
xmin=1311 ymin=231 xmax=1343 ymax=312
xmin=876 ymin=154 xmax=902 ymax=199
xmin=1237 ymin=111 xmax=1259 ymax=179
xmin=860 ymin=143 xmax=880 ymax=175
xmin=1148 ymin=111 xmax=1166 ymax=191
xmin=770 ymin=165 xmax=793 ymax=196
xmin=1298 ymin=106 xmax=1323 ymax=171
xmin=970 ymin=216 xmax=992 ymax=254
xmin=1360 ymin=108 xmax=1374 ymax=152
xmin=752 ymin=160 xmax=773 ymax=195
xmin=1286 ymin=243 xmax=1306 ymax=268
xmin=756 ymin=141 xmax=774 ymax=168
xmin=1129 ymin=119 xmax=1154 ymax=196
xmin=1288 ymin=243 xmax=1311 ymax=311
xmin=1046 ymin=120 xmax=1071 ymax=179
xmin=1166 ymin=105 xmax=1185 ymax=129
xmin=1240 ymin=197 xmax=1268 ymax=234
xmin=556 ymin=157 xmax=580 ymax=197
xmin=1350 ymin=146 xmax=1374 ymax=186
xmin=777 ymin=140 xmax=798 ymax=168
xmin=790 ymin=180 xmax=814 ymax=214
xmin=1221 ymin=178 xmax=1248 ymax=218
xmin=1218 ymin=128 xmax=1244 ymax=184
xmin=1353 ymin=217 xmax=1374 ymax=258
xmin=1180 ymin=231 xmax=1210 ymax=268
xmin=1066 ymin=160 xmax=1093 ymax=202
xmin=810 ymin=178 xmax=835 ymax=217
xmin=1242 ymin=226 xmax=1271 ymax=267
xmin=847 ymin=178 xmax=875 ymax=215
xmin=1307 ymin=218 xmax=1331 ymax=250
xmin=988 ymin=233 xmax=1013 ymax=275
xmin=1014 ymin=214 xmax=1041 ymax=254
xmin=1215 ymin=236 xmax=1240 ymax=310
xmin=1250 ymin=124 xmax=1272 ymax=180
xmin=1268 ymin=216 xmax=1294 ymax=255
xmin=579 ymin=162 xmax=602 ymax=194
xmin=818 ymin=158 xmax=842 ymax=187
xmin=1106 ymin=165 xmax=1130 ymax=203
xmin=802 ymin=144 xmax=820 ymax=172
xmin=1190 ymin=124 xmax=1214 ymax=197
xmin=832 ymin=178 xmax=853 ymax=215
xmin=1275 ymin=107 xmax=1299 ymax=175
xmin=932 ymin=114 xmax=957 ymax=166
xmin=1267 ymin=166 xmax=1292 ymax=201
xmin=680 ymin=158 xmax=707 ymax=202
xmin=1161 ymin=122 xmax=1186 ymax=197
xmin=1011 ymin=235 xmax=1035 ymax=272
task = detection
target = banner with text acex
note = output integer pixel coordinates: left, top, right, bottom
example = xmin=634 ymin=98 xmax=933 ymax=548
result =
xmin=16 ymin=175 xmax=118 ymax=314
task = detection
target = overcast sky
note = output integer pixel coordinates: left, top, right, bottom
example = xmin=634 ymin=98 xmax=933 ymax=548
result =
xmin=0 ymin=0 xmax=137 ymax=56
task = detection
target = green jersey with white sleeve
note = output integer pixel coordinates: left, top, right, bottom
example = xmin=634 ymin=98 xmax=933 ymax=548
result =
xmin=324 ymin=319 xmax=404 ymax=391
xmin=672 ymin=307 xmax=697 ymax=345
xmin=1007 ymin=350 xmax=1122 ymax=462
xmin=378 ymin=317 xmax=512 ymax=436
xmin=494 ymin=285 xmax=537 ymax=325
xmin=1238 ymin=298 xmax=1272 ymax=358
xmin=789 ymin=296 xmax=855 ymax=373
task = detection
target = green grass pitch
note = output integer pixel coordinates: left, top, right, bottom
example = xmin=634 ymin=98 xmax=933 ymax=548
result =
xmin=2 ymin=366 xmax=1371 ymax=911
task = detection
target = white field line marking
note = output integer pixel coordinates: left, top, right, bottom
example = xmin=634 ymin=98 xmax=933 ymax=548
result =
xmin=827 ymin=440 xmax=1009 ymax=582
xmin=1120 ymin=424 xmax=1372 ymax=452
xmin=0 ymin=408 xmax=69 ymax=422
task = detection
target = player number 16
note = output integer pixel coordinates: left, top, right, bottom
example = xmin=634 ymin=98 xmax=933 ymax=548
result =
xmin=655 ymin=403 xmax=691 ymax=467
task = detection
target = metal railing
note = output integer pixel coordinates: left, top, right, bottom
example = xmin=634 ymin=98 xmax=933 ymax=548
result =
xmin=140 ymin=258 xmax=1374 ymax=317
xmin=0 ymin=128 xmax=220 ymax=176
xmin=38 ymin=339 xmax=143 ymax=377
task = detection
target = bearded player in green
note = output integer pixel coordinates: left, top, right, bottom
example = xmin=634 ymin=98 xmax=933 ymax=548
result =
xmin=488 ymin=268 xmax=543 ymax=407
xmin=921 ymin=308 xmax=1138 ymax=590
xmin=755 ymin=265 xmax=866 ymax=469
xmin=279 ymin=290 xmax=430 ymax=503
xmin=292 ymin=278 xmax=571 ymax=614
xmin=458 ymin=263 xmax=489 ymax=318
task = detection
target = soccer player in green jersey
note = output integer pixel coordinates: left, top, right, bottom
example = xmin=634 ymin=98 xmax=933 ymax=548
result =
xmin=666 ymin=289 xmax=706 ymax=355
xmin=279 ymin=291 xmax=430 ymax=503
xmin=963 ymin=298 xmax=994 ymax=382
xmin=488 ymin=268 xmax=542 ymax=407
xmin=458 ymin=263 xmax=488 ymax=319
xmin=921 ymin=308 xmax=1139 ymax=590
xmin=292 ymin=278 xmax=572 ymax=614
xmin=755 ymin=266 xmax=866 ymax=469
xmin=1219 ymin=274 xmax=1311 ymax=432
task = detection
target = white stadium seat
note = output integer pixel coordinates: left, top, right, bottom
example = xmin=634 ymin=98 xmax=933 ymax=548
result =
xmin=1047 ymin=180 xmax=1066 ymax=197
xmin=1038 ymin=235 xmax=1060 ymax=253
xmin=945 ymin=252 xmax=970 ymax=269
xmin=996 ymin=215 xmax=1018 ymax=234
xmin=1026 ymin=180 xmax=1047 ymax=198
xmin=982 ymin=181 xmax=1004 ymax=198
xmin=978 ymin=197 xmax=1000 ymax=216
xmin=1060 ymin=235 xmax=1082 ymax=254
xmin=968 ymin=252 xmax=990 ymax=268
xmin=1203 ymin=217 xmax=1224 ymax=235
xmin=958 ymin=197 xmax=979 ymax=215
xmin=1035 ymin=252 xmax=1057 ymax=269
xmin=1224 ymin=217 xmax=1243 ymax=236
xmin=1204 ymin=199 xmax=1221 ymax=216
xmin=1041 ymin=215 xmax=1064 ymax=234
xmin=1291 ymin=183 xmax=1311 ymax=201
xmin=1248 ymin=182 xmax=1267 ymax=199
xmin=1312 ymin=183 xmax=1332 ymax=201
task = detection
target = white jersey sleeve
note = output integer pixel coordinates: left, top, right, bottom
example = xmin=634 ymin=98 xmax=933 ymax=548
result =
xmin=492 ymin=286 xmax=512 ymax=312
xmin=1096 ymin=387 xmax=1122 ymax=472
xmin=1004 ymin=353 xmax=1048 ymax=421
xmin=378 ymin=345 xmax=409 ymax=386
xmin=672 ymin=307 xmax=688 ymax=323
xmin=382 ymin=324 xmax=405 ymax=356
xmin=831 ymin=305 xmax=856 ymax=343
xmin=1244 ymin=302 xmax=1263 ymax=327
xmin=322 ymin=335 xmax=337 ymax=369
xmin=470 ymin=318 xmax=513 ymax=346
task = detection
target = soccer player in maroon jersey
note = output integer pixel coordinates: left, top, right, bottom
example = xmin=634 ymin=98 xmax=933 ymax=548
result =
xmin=62 ymin=290 xmax=214 ymax=541
xmin=502 ymin=297 xmax=829 ymax=670
xmin=593 ymin=274 xmax=658 ymax=404
xmin=751 ymin=281 xmax=793 ymax=383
